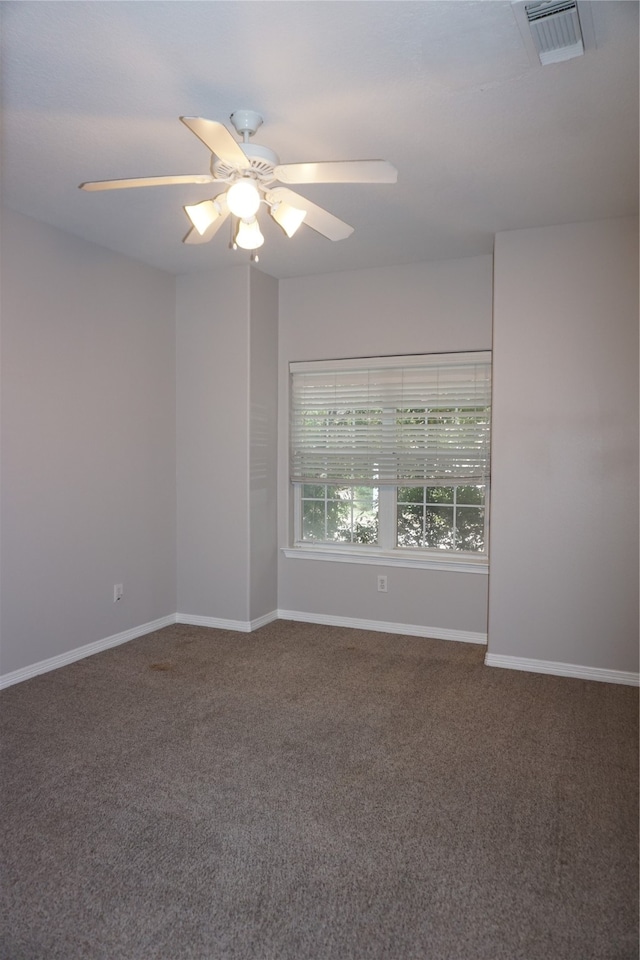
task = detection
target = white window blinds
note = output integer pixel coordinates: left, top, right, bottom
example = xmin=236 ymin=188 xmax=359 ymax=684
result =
xmin=290 ymin=352 xmax=491 ymax=486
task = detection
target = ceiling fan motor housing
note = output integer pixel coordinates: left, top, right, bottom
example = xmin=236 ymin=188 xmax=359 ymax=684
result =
xmin=212 ymin=142 xmax=280 ymax=184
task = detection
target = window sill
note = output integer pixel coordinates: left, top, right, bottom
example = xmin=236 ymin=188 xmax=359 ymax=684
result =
xmin=281 ymin=546 xmax=489 ymax=574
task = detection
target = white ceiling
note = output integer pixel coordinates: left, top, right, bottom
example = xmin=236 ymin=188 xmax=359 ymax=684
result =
xmin=1 ymin=1 xmax=638 ymax=280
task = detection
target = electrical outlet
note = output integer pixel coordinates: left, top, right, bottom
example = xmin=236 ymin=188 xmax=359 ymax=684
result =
xmin=377 ymin=575 xmax=388 ymax=593
xmin=113 ymin=583 xmax=124 ymax=603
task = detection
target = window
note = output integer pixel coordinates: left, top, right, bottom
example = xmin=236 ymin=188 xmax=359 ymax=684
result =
xmin=287 ymin=352 xmax=491 ymax=571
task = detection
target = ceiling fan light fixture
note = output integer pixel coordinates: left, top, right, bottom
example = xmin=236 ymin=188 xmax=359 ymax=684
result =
xmin=270 ymin=200 xmax=307 ymax=238
xmin=80 ymin=110 xmax=395 ymax=251
xmin=184 ymin=198 xmax=223 ymax=235
xmin=235 ymin=217 xmax=264 ymax=251
xmin=226 ymin=180 xmax=261 ymax=219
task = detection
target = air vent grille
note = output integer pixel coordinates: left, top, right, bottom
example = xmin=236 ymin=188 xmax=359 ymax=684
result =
xmin=526 ymin=0 xmax=577 ymax=22
xmin=524 ymin=0 xmax=584 ymax=63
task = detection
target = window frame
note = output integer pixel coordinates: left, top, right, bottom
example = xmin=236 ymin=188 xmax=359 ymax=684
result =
xmin=285 ymin=351 xmax=491 ymax=575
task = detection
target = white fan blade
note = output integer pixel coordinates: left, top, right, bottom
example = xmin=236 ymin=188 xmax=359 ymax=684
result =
xmin=273 ymin=160 xmax=397 ymax=185
xmin=266 ymin=187 xmax=353 ymax=241
xmin=180 ymin=117 xmax=249 ymax=167
xmin=183 ymin=195 xmax=229 ymax=244
xmin=79 ymin=174 xmax=217 ymax=191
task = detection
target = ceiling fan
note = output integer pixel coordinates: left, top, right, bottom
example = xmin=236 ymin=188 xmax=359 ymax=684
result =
xmin=79 ymin=111 xmax=398 ymax=257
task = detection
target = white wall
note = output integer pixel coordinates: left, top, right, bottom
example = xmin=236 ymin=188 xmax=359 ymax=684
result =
xmin=249 ymin=268 xmax=279 ymax=622
xmin=1 ymin=208 xmax=177 ymax=675
xmin=176 ymin=267 xmax=250 ymax=621
xmin=176 ymin=265 xmax=279 ymax=624
xmin=488 ymin=217 xmax=639 ymax=673
xmin=278 ymin=256 xmax=493 ymax=636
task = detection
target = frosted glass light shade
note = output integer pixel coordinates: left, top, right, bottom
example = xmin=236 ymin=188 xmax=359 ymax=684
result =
xmin=226 ymin=180 xmax=261 ymax=219
xmin=271 ymin=201 xmax=306 ymax=238
xmin=235 ymin=217 xmax=264 ymax=250
xmin=184 ymin=198 xmax=222 ymax=236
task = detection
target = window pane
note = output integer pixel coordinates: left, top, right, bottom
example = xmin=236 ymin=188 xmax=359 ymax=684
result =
xmin=353 ymin=487 xmax=378 ymax=543
xmin=426 ymin=487 xmax=454 ymax=504
xmin=302 ymin=500 xmax=326 ymax=540
xmin=425 ymin=506 xmax=454 ymax=549
xmin=456 ymin=506 xmax=485 ymax=551
xmin=353 ymin=485 xmax=377 ymax=503
xmin=456 ymin=485 xmax=485 ymax=505
xmin=327 ymin=508 xmax=352 ymax=541
xmin=302 ymin=483 xmax=326 ymax=499
xmin=323 ymin=490 xmax=352 ymax=542
xmin=353 ymin=501 xmax=379 ymax=543
xmin=326 ymin=484 xmax=351 ymax=500
xmin=397 ymin=504 xmax=424 ymax=547
xmin=397 ymin=486 xmax=425 ymax=504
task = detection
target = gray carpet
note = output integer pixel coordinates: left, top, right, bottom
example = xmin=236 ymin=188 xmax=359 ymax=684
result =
xmin=1 ymin=621 xmax=638 ymax=960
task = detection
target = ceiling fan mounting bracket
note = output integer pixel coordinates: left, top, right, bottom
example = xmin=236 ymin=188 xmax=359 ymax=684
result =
xmin=230 ymin=110 xmax=263 ymax=140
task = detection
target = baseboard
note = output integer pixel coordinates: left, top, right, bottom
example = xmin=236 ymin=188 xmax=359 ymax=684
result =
xmin=484 ymin=652 xmax=640 ymax=686
xmin=0 ymin=614 xmax=177 ymax=690
xmin=19 ymin=614 xmax=635 ymax=690
xmin=176 ymin=610 xmax=279 ymax=633
xmin=277 ymin=609 xmax=487 ymax=645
